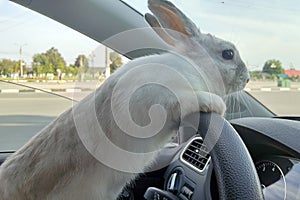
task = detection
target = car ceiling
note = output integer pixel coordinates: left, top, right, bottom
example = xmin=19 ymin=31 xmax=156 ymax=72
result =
xmin=10 ymin=0 xmax=169 ymax=59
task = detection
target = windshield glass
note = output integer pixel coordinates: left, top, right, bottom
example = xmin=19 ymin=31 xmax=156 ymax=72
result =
xmin=0 ymin=0 xmax=299 ymax=151
xmin=0 ymin=80 xmax=74 ymax=151
xmin=0 ymin=1 xmax=124 ymax=151
xmin=122 ymin=0 xmax=300 ymax=116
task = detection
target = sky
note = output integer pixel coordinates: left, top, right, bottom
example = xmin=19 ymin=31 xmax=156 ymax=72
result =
xmin=1 ymin=0 xmax=300 ymax=70
xmin=0 ymin=0 xmax=102 ymax=67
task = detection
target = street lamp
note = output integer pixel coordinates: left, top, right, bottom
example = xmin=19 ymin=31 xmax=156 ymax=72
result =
xmin=14 ymin=43 xmax=27 ymax=77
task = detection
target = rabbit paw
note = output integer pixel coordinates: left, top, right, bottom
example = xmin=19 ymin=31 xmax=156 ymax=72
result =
xmin=198 ymin=92 xmax=226 ymax=116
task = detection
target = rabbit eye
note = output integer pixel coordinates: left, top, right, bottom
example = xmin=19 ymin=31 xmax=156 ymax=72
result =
xmin=222 ymin=49 xmax=234 ymax=60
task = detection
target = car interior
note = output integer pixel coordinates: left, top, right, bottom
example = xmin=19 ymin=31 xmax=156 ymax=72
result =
xmin=1 ymin=0 xmax=300 ymax=199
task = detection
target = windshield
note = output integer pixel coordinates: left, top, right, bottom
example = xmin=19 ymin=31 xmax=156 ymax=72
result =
xmin=122 ymin=0 xmax=300 ymax=116
xmin=0 ymin=0 xmax=299 ymax=151
xmin=0 ymin=1 xmax=117 ymax=151
xmin=0 ymin=81 xmax=74 ymax=151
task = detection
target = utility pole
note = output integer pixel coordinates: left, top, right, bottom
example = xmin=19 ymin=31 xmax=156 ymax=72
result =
xmin=89 ymin=51 xmax=95 ymax=79
xmin=105 ymin=47 xmax=110 ymax=78
xmin=14 ymin=43 xmax=27 ymax=77
xmin=80 ymin=55 xmax=84 ymax=81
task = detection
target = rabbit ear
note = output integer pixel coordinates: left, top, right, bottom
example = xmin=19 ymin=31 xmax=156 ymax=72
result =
xmin=145 ymin=13 xmax=176 ymax=46
xmin=147 ymin=0 xmax=200 ymax=39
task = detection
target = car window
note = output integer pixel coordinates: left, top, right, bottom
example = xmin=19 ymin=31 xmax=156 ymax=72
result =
xmin=1 ymin=0 xmax=300 ymax=152
xmin=0 ymin=1 xmax=127 ymax=151
xmin=0 ymin=81 xmax=74 ymax=151
xmin=122 ymin=0 xmax=300 ymax=116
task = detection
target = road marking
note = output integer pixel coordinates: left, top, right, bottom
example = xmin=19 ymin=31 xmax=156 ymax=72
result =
xmin=66 ymin=88 xmax=82 ymax=93
xmin=244 ymin=88 xmax=251 ymax=91
xmin=1 ymin=89 xmax=19 ymax=93
xmin=260 ymin=88 xmax=271 ymax=91
xmin=279 ymin=88 xmax=290 ymax=91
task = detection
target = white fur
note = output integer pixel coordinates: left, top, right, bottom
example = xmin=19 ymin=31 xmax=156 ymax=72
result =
xmin=0 ymin=0 xmax=249 ymax=199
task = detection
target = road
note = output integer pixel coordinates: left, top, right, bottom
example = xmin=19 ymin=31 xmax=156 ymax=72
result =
xmin=249 ymin=91 xmax=300 ymax=116
xmin=0 ymin=92 xmax=75 ymax=151
xmin=0 ymin=84 xmax=300 ymax=151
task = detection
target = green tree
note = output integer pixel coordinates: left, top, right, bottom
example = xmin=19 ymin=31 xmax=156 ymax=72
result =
xmin=74 ymin=55 xmax=89 ymax=69
xmin=45 ymin=47 xmax=66 ymax=72
xmin=32 ymin=47 xmax=66 ymax=75
xmin=66 ymin=64 xmax=79 ymax=76
xmin=0 ymin=59 xmax=19 ymax=75
xmin=262 ymin=59 xmax=284 ymax=75
xmin=109 ymin=51 xmax=123 ymax=73
xmin=74 ymin=55 xmax=89 ymax=81
xmin=249 ymin=70 xmax=262 ymax=80
xmin=32 ymin=53 xmax=50 ymax=74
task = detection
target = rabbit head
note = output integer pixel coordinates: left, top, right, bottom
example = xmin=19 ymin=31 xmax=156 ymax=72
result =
xmin=145 ymin=0 xmax=249 ymax=95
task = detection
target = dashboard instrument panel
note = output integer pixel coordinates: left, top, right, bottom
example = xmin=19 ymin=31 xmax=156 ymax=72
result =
xmin=255 ymin=156 xmax=300 ymax=200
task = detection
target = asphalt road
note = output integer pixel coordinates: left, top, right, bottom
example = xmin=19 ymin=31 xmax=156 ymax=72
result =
xmin=249 ymin=91 xmax=300 ymax=116
xmin=0 ymin=89 xmax=299 ymax=151
xmin=0 ymin=92 xmax=74 ymax=151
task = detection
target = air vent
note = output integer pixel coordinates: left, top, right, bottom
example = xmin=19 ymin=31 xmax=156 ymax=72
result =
xmin=180 ymin=137 xmax=211 ymax=172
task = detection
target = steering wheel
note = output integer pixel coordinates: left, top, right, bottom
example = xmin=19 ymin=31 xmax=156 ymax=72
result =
xmin=144 ymin=112 xmax=264 ymax=200
xmin=196 ymin=112 xmax=263 ymax=199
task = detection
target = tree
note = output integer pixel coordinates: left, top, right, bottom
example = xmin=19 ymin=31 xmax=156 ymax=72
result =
xmin=32 ymin=53 xmax=50 ymax=74
xmin=74 ymin=55 xmax=89 ymax=69
xmin=262 ymin=59 xmax=284 ymax=75
xmin=0 ymin=59 xmax=19 ymax=75
xmin=66 ymin=64 xmax=79 ymax=76
xmin=109 ymin=51 xmax=123 ymax=73
xmin=32 ymin=47 xmax=66 ymax=75
xmin=249 ymin=70 xmax=262 ymax=80
xmin=74 ymin=55 xmax=89 ymax=81
xmin=45 ymin=47 xmax=66 ymax=72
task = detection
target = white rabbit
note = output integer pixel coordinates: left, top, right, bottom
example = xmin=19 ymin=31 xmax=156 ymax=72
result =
xmin=0 ymin=0 xmax=249 ymax=199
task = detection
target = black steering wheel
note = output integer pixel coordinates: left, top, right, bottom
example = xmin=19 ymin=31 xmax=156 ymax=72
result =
xmin=144 ymin=112 xmax=263 ymax=200
xmin=196 ymin=112 xmax=263 ymax=199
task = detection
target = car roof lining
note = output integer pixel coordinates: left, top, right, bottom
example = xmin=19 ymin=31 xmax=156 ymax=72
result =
xmin=10 ymin=0 xmax=168 ymax=59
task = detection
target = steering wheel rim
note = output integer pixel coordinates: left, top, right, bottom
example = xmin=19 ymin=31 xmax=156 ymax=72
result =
xmin=186 ymin=112 xmax=264 ymax=200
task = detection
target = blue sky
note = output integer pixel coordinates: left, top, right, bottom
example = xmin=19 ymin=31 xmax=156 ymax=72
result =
xmin=1 ymin=0 xmax=300 ymax=70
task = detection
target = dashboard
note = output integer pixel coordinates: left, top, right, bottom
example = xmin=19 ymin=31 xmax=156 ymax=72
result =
xmin=230 ymin=117 xmax=300 ymax=200
xmin=142 ymin=117 xmax=300 ymax=200
xmin=254 ymin=156 xmax=300 ymax=199
xmin=1 ymin=117 xmax=300 ymax=200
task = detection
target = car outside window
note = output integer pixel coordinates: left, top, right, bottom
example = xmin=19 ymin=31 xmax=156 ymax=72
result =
xmin=0 ymin=1 xmax=125 ymax=151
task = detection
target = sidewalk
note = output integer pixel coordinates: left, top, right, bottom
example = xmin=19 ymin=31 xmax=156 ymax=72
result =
xmin=245 ymin=81 xmax=300 ymax=92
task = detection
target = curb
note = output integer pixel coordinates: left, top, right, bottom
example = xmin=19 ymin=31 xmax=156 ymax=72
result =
xmin=1 ymin=88 xmax=300 ymax=93
xmin=9 ymin=80 xmax=75 ymax=83
xmin=0 ymin=88 xmax=87 ymax=94
xmin=244 ymin=87 xmax=300 ymax=92
xmin=1 ymin=89 xmax=20 ymax=93
xmin=260 ymin=88 xmax=272 ymax=92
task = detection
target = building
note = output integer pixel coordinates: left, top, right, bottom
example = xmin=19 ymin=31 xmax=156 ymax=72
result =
xmin=284 ymin=69 xmax=300 ymax=78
